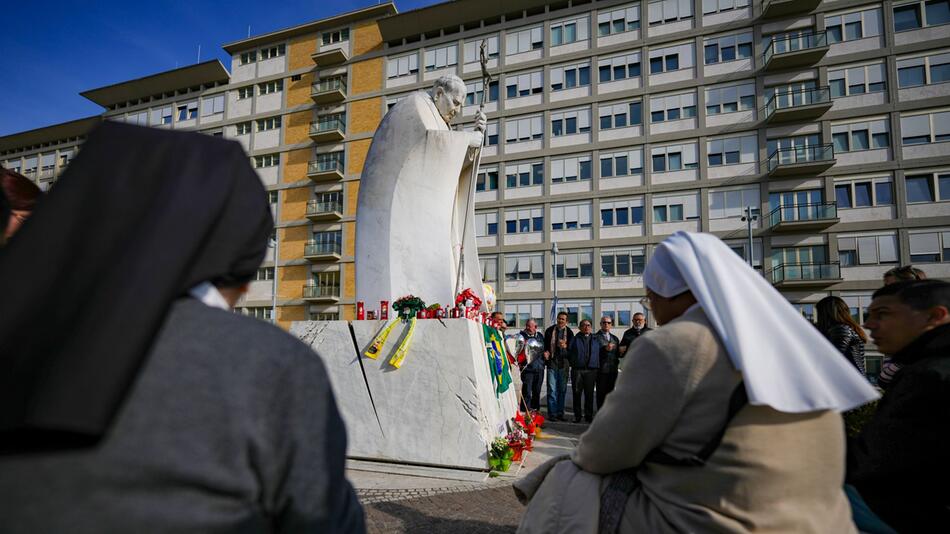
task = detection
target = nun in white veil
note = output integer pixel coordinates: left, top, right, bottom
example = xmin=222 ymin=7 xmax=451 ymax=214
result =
xmin=514 ymin=232 xmax=878 ymax=534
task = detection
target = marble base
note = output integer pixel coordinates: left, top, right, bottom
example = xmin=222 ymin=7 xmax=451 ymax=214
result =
xmin=291 ymin=318 xmax=519 ymax=470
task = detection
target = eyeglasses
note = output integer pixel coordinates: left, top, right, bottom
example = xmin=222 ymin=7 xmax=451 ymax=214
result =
xmin=600 ymin=320 xmax=612 ymax=325
xmin=639 ymin=296 xmax=652 ymax=311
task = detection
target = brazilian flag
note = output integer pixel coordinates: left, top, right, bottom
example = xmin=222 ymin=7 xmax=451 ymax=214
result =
xmin=483 ymin=324 xmax=512 ymax=396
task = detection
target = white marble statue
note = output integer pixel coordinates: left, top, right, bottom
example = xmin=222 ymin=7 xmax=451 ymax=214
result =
xmin=356 ymin=75 xmax=488 ymax=309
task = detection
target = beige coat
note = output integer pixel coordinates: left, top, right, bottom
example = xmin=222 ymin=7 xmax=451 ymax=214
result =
xmin=514 ymin=306 xmax=856 ymax=533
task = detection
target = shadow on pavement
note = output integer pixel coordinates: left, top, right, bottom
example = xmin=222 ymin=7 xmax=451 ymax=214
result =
xmin=365 ymin=486 xmax=521 ymax=534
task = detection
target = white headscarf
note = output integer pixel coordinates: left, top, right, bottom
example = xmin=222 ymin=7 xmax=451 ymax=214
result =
xmin=643 ymin=232 xmax=879 ymax=413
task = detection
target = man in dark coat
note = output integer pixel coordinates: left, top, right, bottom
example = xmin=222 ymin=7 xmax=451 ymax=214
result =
xmin=543 ymin=311 xmax=574 ymax=421
xmin=519 ymin=319 xmax=545 ymax=412
xmin=569 ymin=319 xmax=601 ymax=423
xmin=595 ymin=316 xmax=621 ymax=410
xmin=0 ymin=123 xmax=363 ymax=533
xmin=848 ymin=280 xmax=950 ymax=533
xmin=619 ymin=312 xmax=652 ymax=361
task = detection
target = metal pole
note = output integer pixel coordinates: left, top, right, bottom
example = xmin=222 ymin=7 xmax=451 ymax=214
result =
xmin=741 ymin=206 xmax=757 ymax=268
xmin=271 ymin=195 xmax=280 ymax=323
xmin=552 ymin=242 xmax=559 ymax=322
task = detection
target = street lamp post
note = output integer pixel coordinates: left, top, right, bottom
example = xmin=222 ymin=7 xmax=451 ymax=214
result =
xmin=551 ymin=241 xmax=559 ymax=323
xmin=740 ymin=205 xmax=758 ymax=268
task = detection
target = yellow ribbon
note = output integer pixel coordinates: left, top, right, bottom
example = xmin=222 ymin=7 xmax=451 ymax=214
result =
xmin=389 ymin=317 xmax=418 ymax=369
xmin=363 ymin=319 xmax=398 ymax=359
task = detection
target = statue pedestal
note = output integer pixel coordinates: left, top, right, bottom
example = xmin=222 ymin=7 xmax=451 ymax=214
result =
xmin=290 ymin=319 xmax=519 ymax=470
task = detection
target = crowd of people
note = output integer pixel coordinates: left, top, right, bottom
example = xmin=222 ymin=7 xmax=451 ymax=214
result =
xmin=0 ymin=123 xmax=946 ymax=533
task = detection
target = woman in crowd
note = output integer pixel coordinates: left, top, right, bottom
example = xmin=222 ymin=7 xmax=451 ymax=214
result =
xmin=514 ymin=232 xmax=879 ymax=534
xmin=817 ymin=296 xmax=868 ymax=375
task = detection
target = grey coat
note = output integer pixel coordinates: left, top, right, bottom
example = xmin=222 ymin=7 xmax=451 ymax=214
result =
xmin=0 ymin=297 xmax=364 ymax=534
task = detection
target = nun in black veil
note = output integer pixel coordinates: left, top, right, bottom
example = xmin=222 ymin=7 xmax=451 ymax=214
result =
xmin=0 ymin=122 xmax=364 ymax=533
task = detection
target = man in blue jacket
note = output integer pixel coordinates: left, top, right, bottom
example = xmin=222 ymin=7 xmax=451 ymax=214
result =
xmin=569 ymin=319 xmax=600 ymax=423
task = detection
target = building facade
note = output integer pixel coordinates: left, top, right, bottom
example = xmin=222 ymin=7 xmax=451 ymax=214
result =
xmin=2 ymin=0 xmax=948 ymax=375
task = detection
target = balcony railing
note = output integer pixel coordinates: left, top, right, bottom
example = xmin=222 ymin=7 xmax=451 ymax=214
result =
xmin=308 ymin=159 xmax=344 ymax=175
xmin=302 ymin=284 xmax=341 ymax=299
xmin=307 ymin=200 xmax=343 ymax=217
xmin=304 ymin=241 xmax=342 ymax=257
xmin=764 ymin=31 xmax=828 ymax=66
xmin=767 ymin=144 xmax=835 ymax=174
xmin=310 ymin=118 xmax=346 ymax=135
xmin=311 ymin=78 xmax=347 ymax=95
xmin=769 ymin=262 xmax=841 ymax=285
xmin=767 ymin=202 xmax=838 ymax=228
xmin=765 ymin=86 xmax=832 ymax=120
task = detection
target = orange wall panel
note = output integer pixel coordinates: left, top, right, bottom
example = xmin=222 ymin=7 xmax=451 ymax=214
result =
xmin=347 ymin=138 xmax=372 ymax=175
xmin=277 ymin=305 xmax=307 ymax=329
xmin=284 ymin=148 xmax=311 ymax=183
xmin=343 ymin=221 xmax=355 ymax=257
xmin=343 ymin=263 xmax=355 ymax=299
xmin=353 ymin=21 xmax=383 ymax=56
xmin=287 ymin=72 xmax=315 ymax=107
xmin=277 ymin=264 xmax=310 ymax=301
xmin=349 ymin=97 xmax=382 ymax=135
xmin=285 ymin=110 xmax=312 ymax=145
xmin=280 ymin=225 xmax=310 ymax=262
xmin=289 ymin=35 xmax=317 ymax=70
xmin=346 ymin=181 xmax=360 ymax=217
xmin=351 ymin=58 xmax=383 ymax=95
xmin=281 ymin=186 xmax=309 ymax=222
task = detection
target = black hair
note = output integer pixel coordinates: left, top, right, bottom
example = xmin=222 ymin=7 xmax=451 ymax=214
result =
xmin=872 ymin=280 xmax=950 ymax=311
xmin=557 ymin=311 xmax=568 ymax=319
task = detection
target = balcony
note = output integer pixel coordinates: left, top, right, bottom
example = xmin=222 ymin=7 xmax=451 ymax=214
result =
xmin=765 ymin=87 xmax=832 ymax=124
xmin=769 ymin=263 xmax=841 ymax=288
xmin=307 ymin=159 xmax=344 ymax=182
xmin=311 ymin=78 xmax=347 ymax=104
xmin=763 ymin=31 xmax=829 ymax=71
xmin=306 ymin=200 xmax=344 ymax=222
xmin=304 ymin=241 xmax=342 ymax=262
xmin=302 ymin=284 xmax=341 ymax=302
xmin=761 ymin=0 xmax=822 ymax=19
xmin=767 ymin=202 xmax=839 ymax=232
xmin=309 ymin=118 xmax=345 ymax=143
xmin=311 ymin=48 xmax=348 ymax=67
xmin=767 ymin=144 xmax=835 ymax=177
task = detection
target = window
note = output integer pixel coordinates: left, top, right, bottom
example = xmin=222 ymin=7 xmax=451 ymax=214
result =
xmin=650 ymin=91 xmax=697 ymax=122
xmin=709 ymin=186 xmax=759 ymax=219
xmin=829 ymin=63 xmax=887 ymax=97
xmin=552 ymin=154 xmax=592 ymax=183
xmin=551 ymin=108 xmax=592 ymax=136
xmin=505 ymin=116 xmax=544 ymax=143
xmin=40 ymin=153 xmax=54 ymax=176
xmin=909 ymin=230 xmax=950 ymax=263
xmin=556 ymin=251 xmax=594 ymax=278
xmin=480 ymin=256 xmax=498 ymax=283
xmin=601 ymin=248 xmax=647 ymax=277
xmin=476 ymin=167 xmax=499 ymax=191
xmin=838 ymin=234 xmax=899 ymax=266
xmin=648 ymin=0 xmax=694 ymax=26
xmin=240 ymin=51 xmax=256 ymax=65
xmin=322 ymin=28 xmax=349 ymax=45
xmin=237 ymin=86 xmax=254 ymax=99
xmin=506 ymin=26 xmax=544 ymax=55
xmin=901 ymin=110 xmax=950 ymax=145
xmin=505 ymin=161 xmax=544 ymax=188
xmin=260 ymin=44 xmax=285 ymax=59
xmin=505 ymin=70 xmax=544 ymax=99
xmin=551 ymin=16 xmax=589 ymax=46
xmin=254 ymin=153 xmax=279 ymax=168
xmin=556 ymin=301 xmax=593 ymax=327
xmin=503 ymin=301 xmax=544 ymax=329
xmin=551 ymin=62 xmax=591 ymax=91
xmin=126 ymin=111 xmax=148 ymax=125
xmin=893 ymin=0 xmax=950 ymax=32
xmin=551 ymin=202 xmax=593 ymax=230
xmin=727 ymin=239 xmax=763 ymax=269
xmin=475 ymin=211 xmax=499 ymax=236
xmin=598 ymin=4 xmax=641 ymax=36
xmin=259 ymin=80 xmax=283 ymax=95
xmin=825 ymin=8 xmax=883 ymax=43
xmin=831 ymin=118 xmax=890 ymax=152
xmin=505 ymin=254 xmax=545 ymax=280
xmin=707 ymin=134 xmax=757 ymax=166
xmin=653 ymin=192 xmax=699 ymax=222
xmin=906 ymin=171 xmax=950 ymax=202
xmin=464 ymin=36 xmax=500 ymax=64
xmin=315 ymin=151 xmax=344 ymax=170
xmin=834 ymin=177 xmax=894 ymax=208
xmin=766 ymin=134 xmax=822 ymax=160
xmin=22 ymin=156 xmax=36 ymax=177
xmin=424 ymin=44 xmax=458 ymax=71
xmin=150 ymin=106 xmax=172 ymax=125
xmin=465 ymin=80 xmax=499 ymax=105
xmin=201 ymin=94 xmax=225 ymax=116
xmin=601 ymin=299 xmax=647 ymax=328
xmin=505 ymin=208 xmax=544 ymax=234
xmin=387 ymin=54 xmax=419 ymax=79
xmin=256 ymin=116 xmax=281 ymax=132
xmin=704 ymin=83 xmax=755 ymax=115
xmin=649 ymin=43 xmax=694 ymax=74
xmin=598 ymin=53 xmax=641 ymax=83
xmin=235 ymin=121 xmax=252 ymax=135
xmin=242 ymin=307 xmax=273 ymax=321
xmin=387 ymin=94 xmax=409 ymax=110
xmin=255 ymin=267 xmax=275 ymax=281
xmin=599 ymin=101 xmax=642 ymax=129
xmin=898 ymin=51 xmax=950 ymax=88
xmin=267 ymin=191 xmax=279 ymax=205
xmin=704 ymin=32 xmax=753 ymax=64
xmin=58 ymin=150 xmax=74 ymax=168
xmin=702 ymin=0 xmax=750 ymax=15
xmin=312 ymin=230 xmax=343 ymax=252
xmin=4 ymin=160 xmax=22 ymax=173
xmin=600 ymin=198 xmax=645 ymax=226
xmin=310 ymin=312 xmax=339 ymax=321
xmin=600 ymin=148 xmax=644 ymax=177
xmin=651 ymin=143 xmax=698 ymax=172
xmin=485 ymin=121 xmax=499 ymax=146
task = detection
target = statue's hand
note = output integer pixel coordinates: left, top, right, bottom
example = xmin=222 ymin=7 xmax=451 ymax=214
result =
xmin=473 ymin=110 xmax=487 ymax=133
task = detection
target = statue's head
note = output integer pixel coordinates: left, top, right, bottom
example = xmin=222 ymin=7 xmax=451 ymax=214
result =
xmin=430 ymin=75 xmax=466 ymax=124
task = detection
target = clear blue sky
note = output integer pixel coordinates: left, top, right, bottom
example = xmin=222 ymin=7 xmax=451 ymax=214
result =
xmin=0 ymin=0 xmax=441 ymax=136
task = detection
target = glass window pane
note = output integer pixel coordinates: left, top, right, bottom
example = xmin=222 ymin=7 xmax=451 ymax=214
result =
xmin=926 ymin=0 xmax=950 ymax=26
xmin=833 ymin=132 xmax=850 ymax=152
xmin=899 ymin=66 xmax=926 ymax=87
xmin=875 ymin=181 xmax=893 ymax=204
xmin=939 ymin=174 xmax=950 ymax=200
xmin=855 ymin=182 xmax=872 ymax=207
xmin=894 ymin=5 xmax=922 ymax=31
xmin=830 ymin=78 xmax=846 ymax=97
xmin=906 ymin=176 xmax=935 ymax=203
xmin=836 ymin=184 xmax=853 ymax=208
xmin=852 ymin=130 xmax=870 ymax=151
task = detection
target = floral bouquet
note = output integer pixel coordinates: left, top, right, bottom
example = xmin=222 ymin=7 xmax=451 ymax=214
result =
xmin=454 ymin=288 xmax=482 ymax=310
xmin=392 ymin=294 xmax=427 ymax=320
xmin=529 ymin=410 xmax=546 ymax=429
xmin=489 ymin=436 xmax=513 ymax=472
xmin=507 ymin=427 xmax=532 ymax=461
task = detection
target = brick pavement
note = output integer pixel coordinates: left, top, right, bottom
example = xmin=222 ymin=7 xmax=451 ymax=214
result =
xmin=364 ymin=485 xmax=523 ymax=533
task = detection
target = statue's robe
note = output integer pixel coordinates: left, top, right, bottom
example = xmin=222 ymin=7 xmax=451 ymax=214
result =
xmin=355 ymin=91 xmax=485 ymax=309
